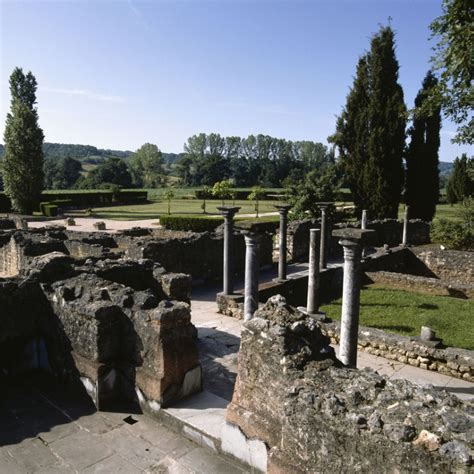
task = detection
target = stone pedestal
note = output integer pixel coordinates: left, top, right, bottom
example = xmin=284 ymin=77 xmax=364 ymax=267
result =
xmin=217 ymin=206 xmax=241 ymax=295
xmin=333 ymin=228 xmax=375 ymax=368
xmin=402 ymin=205 xmax=409 ymax=247
xmin=244 ymin=233 xmax=260 ymax=321
xmin=275 ymin=204 xmax=292 ymax=282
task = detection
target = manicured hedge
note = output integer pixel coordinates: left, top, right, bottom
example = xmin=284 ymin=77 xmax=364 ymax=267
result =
xmin=40 ymin=199 xmax=73 ymax=215
xmin=43 ymin=204 xmax=59 ymax=217
xmin=160 ymin=215 xmax=224 ymax=232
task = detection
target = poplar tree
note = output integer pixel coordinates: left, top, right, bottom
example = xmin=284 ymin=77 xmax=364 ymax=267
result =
xmin=406 ymin=71 xmax=441 ymax=221
xmin=331 ymin=25 xmax=407 ymax=219
xmin=446 ymin=154 xmax=473 ymax=203
xmin=3 ymin=68 xmax=44 ymax=214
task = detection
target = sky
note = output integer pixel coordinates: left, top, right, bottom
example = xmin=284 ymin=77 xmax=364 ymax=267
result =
xmin=0 ymin=0 xmax=472 ymax=162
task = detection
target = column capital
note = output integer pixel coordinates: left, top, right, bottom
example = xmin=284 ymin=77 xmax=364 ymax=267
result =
xmin=217 ymin=206 xmax=241 ymax=220
xmin=243 ymin=232 xmax=261 ymax=246
xmin=333 ymin=228 xmax=375 ymax=247
xmin=274 ymin=204 xmax=292 ymax=216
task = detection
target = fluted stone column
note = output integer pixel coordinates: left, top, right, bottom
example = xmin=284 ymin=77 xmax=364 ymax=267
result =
xmin=402 ymin=205 xmax=409 ymax=247
xmin=333 ymin=228 xmax=375 ymax=368
xmin=361 ymin=210 xmax=367 ymax=230
xmin=275 ymin=204 xmax=292 ymax=282
xmin=218 ymin=206 xmax=241 ymax=295
xmin=244 ymin=233 xmax=260 ymax=321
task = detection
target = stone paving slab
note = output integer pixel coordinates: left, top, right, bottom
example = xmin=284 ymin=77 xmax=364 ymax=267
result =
xmin=0 ymin=377 xmax=249 ymax=474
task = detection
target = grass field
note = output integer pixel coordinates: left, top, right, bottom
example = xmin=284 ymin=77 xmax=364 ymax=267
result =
xmin=70 ymin=198 xmax=281 ymax=220
xmin=320 ymin=285 xmax=473 ymax=350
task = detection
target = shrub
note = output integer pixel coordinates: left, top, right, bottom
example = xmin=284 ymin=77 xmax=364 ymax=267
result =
xmin=430 ymin=219 xmax=473 ymax=250
xmin=160 ymin=214 xmax=224 ymax=232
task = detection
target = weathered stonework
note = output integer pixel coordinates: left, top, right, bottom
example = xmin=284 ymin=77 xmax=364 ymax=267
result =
xmin=227 ymin=296 xmax=473 ymax=473
xmin=0 ymin=248 xmax=201 ymax=411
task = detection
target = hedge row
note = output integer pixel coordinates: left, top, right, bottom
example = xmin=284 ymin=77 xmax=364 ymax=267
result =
xmin=0 ymin=190 xmax=148 ymax=214
xmin=159 ymin=215 xmax=224 ymax=232
xmin=159 ymin=214 xmax=280 ymax=233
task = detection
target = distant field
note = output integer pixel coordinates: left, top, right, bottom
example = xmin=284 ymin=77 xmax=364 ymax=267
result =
xmin=321 ymin=285 xmax=473 ymax=350
xmin=70 ymin=198 xmax=281 ymax=220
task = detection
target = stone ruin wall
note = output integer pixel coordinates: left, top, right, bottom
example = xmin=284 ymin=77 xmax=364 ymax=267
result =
xmin=0 ymin=235 xmax=201 ymax=413
xmin=286 ymin=218 xmax=431 ymax=263
xmin=226 ymin=297 xmax=473 ymax=472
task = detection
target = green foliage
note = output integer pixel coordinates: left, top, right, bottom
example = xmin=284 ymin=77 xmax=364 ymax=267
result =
xmin=431 ymin=197 xmax=473 ymax=249
xmin=160 ymin=214 xmax=224 ymax=232
xmin=2 ymin=68 xmax=44 ymax=214
xmin=129 ymin=143 xmax=164 ymax=187
xmin=76 ymin=157 xmax=132 ymax=189
xmin=287 ymin=165 xmax=340 ymax=219
xmin=330 ymin=25 xmax=407 ymax=219
xmin=446 ymin=154 xmax=473 ymax=203
xmin=42 ymin=204 xmax=58 ymax=217
xmin=198 ymin=185 xmax=212 ymax=213
xmin=44 ymin=156 xmax=82 ymax=189
xmin=177 ymin=133 xmax=334 ymax=187
xmin=211 ymin=180 xmax=233 ymax=205
xmin=248 ymin=185 xmax=265 ymax=217
xmin=426 ymin=0 xmax=474 ymax=144
xmin=406 ymin=71 xmax=441 ymax=221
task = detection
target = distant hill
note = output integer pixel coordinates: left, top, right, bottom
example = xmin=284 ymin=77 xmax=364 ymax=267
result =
xmin=0 ymin=143 xmax=455 ymax=177
xmin=0 ymin=143 xmax=183 ymax=165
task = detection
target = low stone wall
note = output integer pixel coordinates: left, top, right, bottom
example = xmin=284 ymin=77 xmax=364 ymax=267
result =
xmin=320 ymin=320 xmax=474 ymax=382
xmin=365 ymin=270 xmax=474 ymax=299
xmin=411 ymin=248 xmax=474 ymax=285
xmin=124 ymin=230 xmax=274 ymax=281
xmin=286 ymin=218 xmax=431 ymax=263
xmin=225 ymin=297 xmax=473 ymax=472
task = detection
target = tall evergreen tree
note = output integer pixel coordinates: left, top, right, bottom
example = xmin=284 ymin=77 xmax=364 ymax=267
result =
xmin=330 ymin=55 xmax=370 ymax=215
xmin=406 ymin=71 xmax=441 ymax=221
xmin=331 ymin=25 xmax=407 ymax=219
xmin=3 ymin=68 xmax=44 ymax=214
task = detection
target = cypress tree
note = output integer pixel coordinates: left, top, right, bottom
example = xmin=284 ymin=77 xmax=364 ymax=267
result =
xmin=366 ymin=26 xmax=407 ymax=218
xmin=3 ymin=68 xmax=44 ymax=214
xmin=406 ymin=71 xmax=441 ymax=221
xmin=330 ymin=55 xmax=370 ymax=216
xmin=331 ymin=25 xmax=406 ymax=219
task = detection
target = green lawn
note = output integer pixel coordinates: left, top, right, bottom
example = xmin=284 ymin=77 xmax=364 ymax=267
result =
xmin=397 ymin=202 xmax=462 ymax=222
xmin=320 ymin=285 xmax=473 ymax=350
xmin=69 ymin=198 xmax=281 ymax=220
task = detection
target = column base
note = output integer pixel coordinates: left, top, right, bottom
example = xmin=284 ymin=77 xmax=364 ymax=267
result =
xmin=296 ymin=307 xmax=327 ymax=322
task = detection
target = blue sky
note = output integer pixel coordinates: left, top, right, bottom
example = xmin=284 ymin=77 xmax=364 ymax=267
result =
xmin=0 ymin=0 xmax=472 ymax=161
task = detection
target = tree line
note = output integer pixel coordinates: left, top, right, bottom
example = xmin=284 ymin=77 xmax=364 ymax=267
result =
xmin=176 ymin=133 xmax=335 ymax=188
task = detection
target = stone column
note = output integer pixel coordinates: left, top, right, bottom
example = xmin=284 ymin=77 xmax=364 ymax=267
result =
xmin=319 ymin=205 xmax=329 ymax=271
xmin=275 ymin=204 xmax=292 ymax=282
xmin=361 ymin=210 xmax=367 ymax=230
xmin=333 ymin=229 xmax=375 ymax=368
xmin=244 ymin=233 xmax=260 ymax=321
xmin=218 ymin=206 xmax=241 ymax=295
xmin=402 ymin=205 xmax=409 ymax=247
